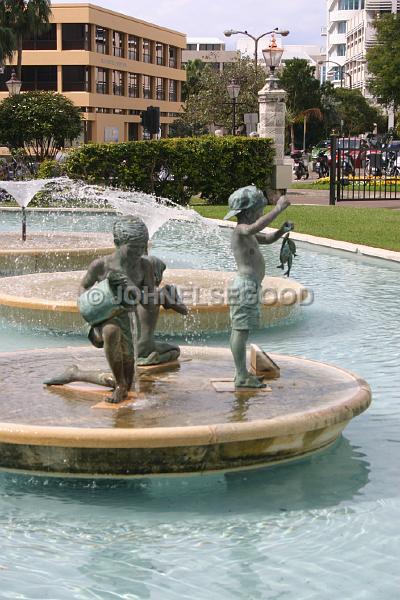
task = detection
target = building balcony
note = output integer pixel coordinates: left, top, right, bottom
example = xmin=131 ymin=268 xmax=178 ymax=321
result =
xmin=365 ymin=0 xmax=400 ymax=10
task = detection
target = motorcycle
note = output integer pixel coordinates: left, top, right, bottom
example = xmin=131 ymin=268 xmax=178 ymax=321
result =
xmin=385 ymin=150 xmax=400 ymax=176
xmin=291 ymin=151 xmax=309 ymax=180
xmin=315 ymin=151 xmax=329 ymax=178
xmin=341 ymin=152 xmax=355 ymax=177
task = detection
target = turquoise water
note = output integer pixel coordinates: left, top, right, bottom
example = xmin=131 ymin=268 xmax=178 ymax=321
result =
xmin=1 ymin=213 xmax=400 ymax=598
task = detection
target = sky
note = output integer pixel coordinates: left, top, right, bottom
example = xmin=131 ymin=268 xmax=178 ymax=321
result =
xmin=52 ymin=0 xmax=326 ymax=46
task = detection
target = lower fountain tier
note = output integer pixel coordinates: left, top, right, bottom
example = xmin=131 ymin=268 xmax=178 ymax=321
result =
xmin=0 ymin=270 xmax=308 ymax=334
xmin=0 ymin=346 xmax=371 ymax=477
xmin=0 ymin=232 xmax=114 ymax=275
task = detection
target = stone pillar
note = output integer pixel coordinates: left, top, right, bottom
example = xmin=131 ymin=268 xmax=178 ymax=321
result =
xmin=258 ymin=78 xmax=292 ymax=190
xmin=258 ymin=79 xmax=286 ymax=165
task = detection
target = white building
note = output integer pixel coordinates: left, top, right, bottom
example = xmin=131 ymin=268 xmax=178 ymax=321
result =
xmin=325 ymin=0 xmax=399 ymax=90
xmin=182 ymin=37 xmax=239 ymax=72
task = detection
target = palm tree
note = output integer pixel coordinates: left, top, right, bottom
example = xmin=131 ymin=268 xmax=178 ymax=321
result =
xmin=0 ymin=0 xmax=51 ymax=79
xmin=0 ymin=26 xmax=16 ymax=66
xmin=286 ymin=107 xmax=323 ymax=153
xmin=182 ymin=59 xmax=205 ymax=101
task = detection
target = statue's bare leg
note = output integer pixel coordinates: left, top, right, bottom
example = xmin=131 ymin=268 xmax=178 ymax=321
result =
xmin=230 ymin=329 xmax=266 ymax=388
xmin=103 ymin=323 xmax=128 ymax=403
xmin=44 ymin=365 xmax=115 ymax=387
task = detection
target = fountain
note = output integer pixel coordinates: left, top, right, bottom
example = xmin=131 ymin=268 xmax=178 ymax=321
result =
xmin=0 ymin=185 xmax=371 ymax=476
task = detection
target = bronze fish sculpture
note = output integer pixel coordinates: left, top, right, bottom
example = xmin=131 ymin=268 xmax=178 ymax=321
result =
xmin=278 ymin=233 xmax=297 ymax=277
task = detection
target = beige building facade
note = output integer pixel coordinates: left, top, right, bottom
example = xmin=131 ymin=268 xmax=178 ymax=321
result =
xmin=0 ymin=3 xmax=186 ymax=142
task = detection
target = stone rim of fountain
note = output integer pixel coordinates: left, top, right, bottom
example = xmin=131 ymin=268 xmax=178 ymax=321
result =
xmin=0 ymin=346 xmax=371 ymax=466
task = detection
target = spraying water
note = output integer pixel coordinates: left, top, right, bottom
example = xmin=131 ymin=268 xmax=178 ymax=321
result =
xmin=0 ymin=178 xmax=65 ymax=241
xmin=0 ymin=176 xmax=225 ymax=248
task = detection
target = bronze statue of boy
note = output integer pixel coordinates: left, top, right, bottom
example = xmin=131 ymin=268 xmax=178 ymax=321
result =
xmin=224 ymin=186 xmax=293 ymax=388
xmin=45 ymin=216 xmax=187 ymax=403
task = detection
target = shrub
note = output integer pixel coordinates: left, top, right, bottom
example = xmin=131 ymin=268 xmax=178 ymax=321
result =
xmin=36 ymin=158 xmax=63 ymax=179
xmin=66 ymin=135 xmax=275 ymax=205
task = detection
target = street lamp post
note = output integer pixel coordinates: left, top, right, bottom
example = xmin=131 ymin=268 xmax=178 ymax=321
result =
xmin=226 ymin=79 xmax=241 ymax=134
xmin=261 ymin=34 xmax=285 ymax=87
xmin=6 ymin=70 xmax=22 ymax=96
xmin=319 ymin=60 xmax=352 ymax=88
xmin=5 ymin=69 xmax=25 ymax=240
xmin=258 ymin=34 xmax=288 ymax=167
xmin=224 ymin=27 xmax=289 ymax=75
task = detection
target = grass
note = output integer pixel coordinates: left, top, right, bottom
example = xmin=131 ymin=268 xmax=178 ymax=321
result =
xmin=193 ymin=204 xmax=400 ymax=252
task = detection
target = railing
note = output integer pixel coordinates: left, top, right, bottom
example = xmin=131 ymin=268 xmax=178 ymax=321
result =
xmin=365 ymin=0 xmax=400 ymax=9
xmin=96 ymin=82 xmax=107 ymax=94
xmin=330 ymin=134 xmax=400 ymax=203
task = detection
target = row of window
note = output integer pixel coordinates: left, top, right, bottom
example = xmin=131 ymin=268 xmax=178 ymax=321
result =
xmin=0 ymin=66 xmax=179 ymax=101
xmin=22 ymin=24 xmax=179 ymax=67
xmin=94 ymin=68 xmax=178 ymax=100
xmin=186 ymin=43 xmax=224 ymax=51
xmin=338 ymin=0 xmax=364 ymax=9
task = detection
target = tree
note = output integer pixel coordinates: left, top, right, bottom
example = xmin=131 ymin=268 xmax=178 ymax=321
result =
xmin=367 ymin=14 xmax=400 ymax=110
xmin=0 ymin=25 xmax=16 ymax=66
xmin=278 ymin=59 xmax=322 ymax=151
xmin=182 ymin=59 xmax=206 ymax=101
xmin=334 ymin=88 xmax=384 ymax=135
xmin=0 ymin=0 xmax=51 ymax=79
xmin=178 ymin=57 xmax=266 ymax=134
xmin=0 ymin=91 xmax=82 ymax=167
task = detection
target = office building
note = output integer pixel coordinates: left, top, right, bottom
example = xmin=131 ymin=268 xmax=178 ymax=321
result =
xmin=182 ymin=38 xmax=239 ymax=72
xmin=0 ymin=3 xmax=186 ymax=142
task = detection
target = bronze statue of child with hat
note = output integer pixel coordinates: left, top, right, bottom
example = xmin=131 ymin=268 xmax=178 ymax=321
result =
xmin=224 ymin=186 xmax=293 ymax=388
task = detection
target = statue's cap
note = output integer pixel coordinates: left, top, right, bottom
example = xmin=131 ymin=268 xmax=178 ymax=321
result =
xmin=113 ymin=215 xmax=149 ymax=247
xmin=223 ymin=186 xmax=267 ymax=220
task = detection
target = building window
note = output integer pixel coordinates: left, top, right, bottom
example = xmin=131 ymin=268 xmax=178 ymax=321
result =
xmin=113 ymin=31 xmax=124 ymax=57
xmin=128 ymin=123 xmax=139 ymax=141
xmin=83 ymin=120 xmax=93 ymax=144
xmin=186 ymin=44 xmax=197 ymax=50
xmin=113 ymin=70 xmax=124 ymax=95
xmin=96 ymin=68 xmax=108 ymax=94
xmin=62 ymin=24 xmax=91 ymax=50
xmin=169 ymin=46 xmax=177 ymax=68
xmin=21 ymin=66 xmax=57 ymax=91
xmin=96 ymin=26 xmax=109 ymax=54
xmin=143 ymin=39 xmax=152 ymax=63
xmin=62 ymin=66 xmax=91 ymax=92
xmin=128 ymin=35 xmax=139 ymax=60
xmin=338 ymin=0 xmax=364 ymax=9
xmin=156 ymin=77 xmax=164 ymax=100
xmin=128 ymin=73 xmax=139 ymax=97
xmin=169 ymin=79 xmax=177 ymax=102
xmin=156 ymin=42 xmax=164 ymax=65
xmin=143 ymin=75 xmax=151 ymax=99
xmin=331 ymin=66 xmax=342 ymax=81
xmin=199 ymin=43 xmax=222 ymax=51
xmin=23 ymin=24 xmax=57 ymax=50
xmin=337 ymin=21 xmax=347 ymax=34
xmin=337 ymin=44 xmax=346 ymax=56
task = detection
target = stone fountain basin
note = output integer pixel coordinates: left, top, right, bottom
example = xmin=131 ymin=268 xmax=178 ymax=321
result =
xmin=0 ymin=346 xmax=371 ymax=477
xmin=0 ymin=232 xmax=114 ymax=275
xmin=0 ymin=270 xmax=308 ymax=335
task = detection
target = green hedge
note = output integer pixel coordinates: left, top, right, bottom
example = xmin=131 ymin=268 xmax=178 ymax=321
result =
xmin=66 ymin=136 xmax=275 ymax=205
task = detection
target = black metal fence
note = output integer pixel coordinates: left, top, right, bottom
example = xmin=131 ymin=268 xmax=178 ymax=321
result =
xmin=328 ymin=134 xmax=400 ymax=203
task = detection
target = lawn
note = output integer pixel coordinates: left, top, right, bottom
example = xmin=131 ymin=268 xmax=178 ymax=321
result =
xmin=194 ymin=204 xmax=400 ymax=252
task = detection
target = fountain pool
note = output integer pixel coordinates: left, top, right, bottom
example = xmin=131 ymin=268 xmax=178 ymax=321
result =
xmin=0 ymin=224 xmax=399 ymax=596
